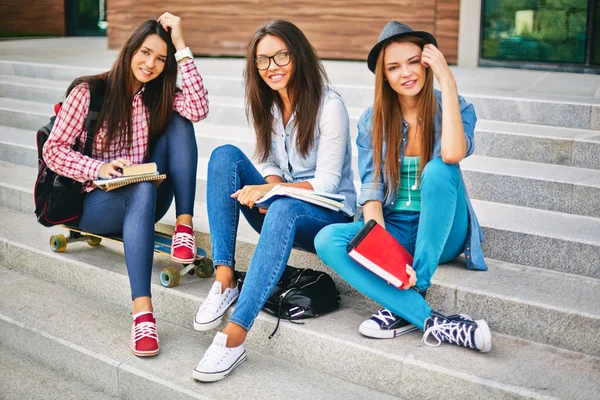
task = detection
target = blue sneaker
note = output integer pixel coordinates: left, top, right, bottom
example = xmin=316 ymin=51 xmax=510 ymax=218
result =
xmin=359 ymin=308 xmax=418 ymax=339
xmin=422 ymin=311 xmax=492 ymax=352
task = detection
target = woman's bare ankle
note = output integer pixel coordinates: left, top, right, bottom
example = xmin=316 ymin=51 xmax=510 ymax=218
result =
xmin=222 ymin=322 xmax=247 ymax=348
xmin=132 ymin=296 xmax=153 ymax=315
xmin=215 ymin=265 xmax=236 ymax=292
xmin=176 ymin=214 xmax=193 ymax=228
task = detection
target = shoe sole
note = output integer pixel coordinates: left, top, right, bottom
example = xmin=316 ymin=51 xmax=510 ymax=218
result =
xmin=193 ymin=294 xmax=239 ymax=332
xmin=359 ymin=323 xmax=419 ymax=339
xmin=131 ymin=347 xmax=160 ymax=357
xmin=191 ymin=350 xmax=247 ymax=382
xmin=475 ymin=319 xmax=493 ymax=353
xmin=171 ymin=255 xmax=196 ymax=264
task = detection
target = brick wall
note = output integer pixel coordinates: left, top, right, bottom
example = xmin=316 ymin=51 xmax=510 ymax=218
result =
xmin=107 ymin=0 xmax=460 ymax=63
xmin=0 ymin=0 xmax=65 ymax=36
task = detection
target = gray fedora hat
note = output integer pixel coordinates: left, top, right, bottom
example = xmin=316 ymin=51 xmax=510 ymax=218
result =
xmin=367 ymin=21 xmax=438 ymax=73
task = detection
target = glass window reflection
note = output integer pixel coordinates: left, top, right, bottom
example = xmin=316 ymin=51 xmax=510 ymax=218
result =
xmin=482 ymin=0 xmax=589 ymax=64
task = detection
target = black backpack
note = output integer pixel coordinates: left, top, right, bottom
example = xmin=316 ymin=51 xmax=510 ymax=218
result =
xmin=238 ymin=265 xmax=341 ymax=338
xmin=34 ymin=83 xmax=105 ymax=227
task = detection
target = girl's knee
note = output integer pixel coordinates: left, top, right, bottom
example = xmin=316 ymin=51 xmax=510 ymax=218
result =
xmin=167 ymin=112 xmax=194 ymax=135
xmin=130 ymin=181 xmax=157 ymax=203
xmin=421 ymin=158 xmax=459 ymax=187
xmin=314 ymin=223 xmax=356 ymax=264
xmin=208 ymin=145 xmax=244 ymax=169
xmin=314 ymin=224 xmax=336 ymax=256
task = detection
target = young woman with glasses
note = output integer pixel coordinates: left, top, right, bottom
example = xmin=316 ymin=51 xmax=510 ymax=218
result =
xmin=191 ymin=19 xmax=356 ymax=382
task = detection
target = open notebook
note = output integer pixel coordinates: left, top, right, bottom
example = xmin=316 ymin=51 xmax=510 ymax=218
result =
xmin=255 ymin=185 xmax=345 ymax=212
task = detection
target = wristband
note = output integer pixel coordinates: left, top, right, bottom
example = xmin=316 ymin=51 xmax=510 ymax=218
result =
xmin=174 ymin=47 xmax=193 ymax=62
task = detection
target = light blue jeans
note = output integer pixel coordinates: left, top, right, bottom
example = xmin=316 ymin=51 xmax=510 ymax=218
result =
xmin=78 ymin=113 xmax=197 ymax=300
xmin=206 ymin=145 xmax=351 ymax=331
xmin=315 ymin=158 xmax=468 ymax=330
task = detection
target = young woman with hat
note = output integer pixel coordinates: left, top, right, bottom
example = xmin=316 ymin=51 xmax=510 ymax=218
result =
xmin=315 ymin=21 xmax=492 ymax=352
xmin=43 ymin=13 xmax=208 ymax=357
xmin=191 ymin=20 xmax=356 ymax=381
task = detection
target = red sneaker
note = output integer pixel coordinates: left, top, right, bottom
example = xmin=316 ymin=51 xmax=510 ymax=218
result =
xmin=171 ymin=224 xmax=197 ymax=263
xmin=131 ymin=312 xmax=159 ymax=357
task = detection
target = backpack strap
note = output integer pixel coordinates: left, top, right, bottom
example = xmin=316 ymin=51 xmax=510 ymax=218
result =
xmin=82 ymin=82 xmax=106 ymax=157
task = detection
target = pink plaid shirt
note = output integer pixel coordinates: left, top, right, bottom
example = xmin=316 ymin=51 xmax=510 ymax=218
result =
xmin=43 ymin=58 xmax=209 ymax=192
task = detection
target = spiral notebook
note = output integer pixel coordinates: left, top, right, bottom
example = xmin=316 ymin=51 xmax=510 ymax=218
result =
xmin=346 ymin=219 xmax=413 ymax=288
xmin=93 ymin=164 xmax=166 ymax=192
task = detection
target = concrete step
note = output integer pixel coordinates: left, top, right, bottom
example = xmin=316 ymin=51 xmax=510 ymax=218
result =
xmin=461 ymin=155 xmax=600 ymax=218
xmin=0 ymin=346 xmax=116 ymax=400
xmin=3 ymin=199 xmax=600 ymax=359
xmin=0 ymin=97 xmax=51 ymax=131
xmin=472 ymin=199 xmax=600 ymax=279
xmin=475 ymin=120 xmax=600 ymax=170
xmin=3 ymin=73 xmax=600 ymax=172
xmin=0 ymin=266 xmax=393 ymax=400
xmin=0 ymin=59 xmax=598 ymax=130
xmin=1 ymin=217 xmax=599 ymax=399
xmin=2 ymin=160 xmax=599 ymax=280
xmin=3 ymin=84 xmax=600 ymax=174
xmin=3 ymin=119 xmax=600 ymax=218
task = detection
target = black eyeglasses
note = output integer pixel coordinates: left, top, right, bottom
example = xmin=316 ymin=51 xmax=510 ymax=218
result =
xmin=254 ymin=52 xmax=291 ymax=70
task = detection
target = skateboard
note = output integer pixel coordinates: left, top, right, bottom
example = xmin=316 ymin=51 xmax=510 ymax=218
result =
xmin=49 ymin=227 xmax=214 ymax=288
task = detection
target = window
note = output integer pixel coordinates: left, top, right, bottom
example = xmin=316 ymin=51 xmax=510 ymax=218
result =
xmin=482 ymin=0 xmax=590 ymax=64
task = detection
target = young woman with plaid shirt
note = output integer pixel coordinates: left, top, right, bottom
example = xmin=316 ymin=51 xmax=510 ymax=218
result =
xmin=43 ymin=13 xmax=208 ymax=357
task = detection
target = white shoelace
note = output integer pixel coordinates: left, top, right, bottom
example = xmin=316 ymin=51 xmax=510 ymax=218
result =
xmin=372 ymin=309 xmax=397 ymax=326
xmin=133 ymin=321 xmax=158 ymax=343
xmin=172 ymin=231 xmax=196 ymax=254
xmin=201 ymin=343 xmax=228 ymax=365
xmin=421 ymin=321 xmax=474 ymax=349
xmin=201 ymin=285 xmax=230 ymax=314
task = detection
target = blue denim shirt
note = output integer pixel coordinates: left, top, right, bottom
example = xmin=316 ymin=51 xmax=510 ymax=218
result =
xmin=260 ymin=88 xmax=357 ymax=217
xmin=356 ymin=90 xmax=487 ymax=271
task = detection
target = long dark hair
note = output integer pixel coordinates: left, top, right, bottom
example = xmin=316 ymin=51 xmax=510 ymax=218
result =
xmin=67 ymin=20 xmax=178 ymax=159
xmin=244 ymin=20 xmax=329 ymax=162
xmin=371 ymin=36 xmax=436 ymax=198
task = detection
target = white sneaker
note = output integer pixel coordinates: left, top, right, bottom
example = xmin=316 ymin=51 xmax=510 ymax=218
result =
xmin=192 ymin=332 xmax=247 ymax=382
xmin=193 ymin=281 xmax=239 ymax=331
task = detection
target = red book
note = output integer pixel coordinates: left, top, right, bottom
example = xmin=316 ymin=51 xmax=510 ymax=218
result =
xmin=346 ymin=219 xmax=413 ymax=289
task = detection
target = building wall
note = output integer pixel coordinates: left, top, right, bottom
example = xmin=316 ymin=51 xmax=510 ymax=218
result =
xmin=0 ymin=0 xmax=65 ymax=36
xmin=107 ymin=0 xmax=460 ymax=63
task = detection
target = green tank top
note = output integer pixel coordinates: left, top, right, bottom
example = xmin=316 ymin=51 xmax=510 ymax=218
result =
xmin=393 ymin=156 xmax=421 ymax=212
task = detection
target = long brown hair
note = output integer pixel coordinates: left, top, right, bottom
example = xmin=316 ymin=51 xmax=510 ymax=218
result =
xmin=371 ymin=36 xmax=437 ymax=199
xmin=67 ymin=20 xmax=178 ymax=159
xmin=244 ymin=20 xmax=329 ymax=162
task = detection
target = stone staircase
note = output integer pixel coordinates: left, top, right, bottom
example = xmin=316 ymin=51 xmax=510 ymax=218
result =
xmin=0 ymin=51 xmax=599 ymax=399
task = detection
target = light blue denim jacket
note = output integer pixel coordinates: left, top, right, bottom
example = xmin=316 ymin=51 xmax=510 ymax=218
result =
xmin=260 ymin=88 xmax=357 ymax=217
xmin=356 ymin=90 xmax=487 ymax=271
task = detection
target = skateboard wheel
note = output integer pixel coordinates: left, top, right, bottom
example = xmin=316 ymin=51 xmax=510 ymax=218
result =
xmin=49 ymin=234 xmax=67 ymax=253
xmin=195 ymin=258 xmax=214 ymax=278
xmin=86 ymin=236 xmax=102 ymax=246
xmin=160 ymin=267 xmax=180 ymax=288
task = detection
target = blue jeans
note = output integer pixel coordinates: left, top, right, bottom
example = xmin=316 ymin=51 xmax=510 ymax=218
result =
xmin=78 ymin=113 xmax=197 ymax=300
xmin=315 ymin=158 xmax=468 ymax=330
xmin=206 ymin=145 xmax=350 ymax=331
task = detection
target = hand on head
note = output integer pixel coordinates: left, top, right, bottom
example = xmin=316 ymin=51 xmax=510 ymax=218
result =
xmin=420 ymin=44 xmax=453 ymax=86
xmin=157 ymin=12 xmax=186 ymax=50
